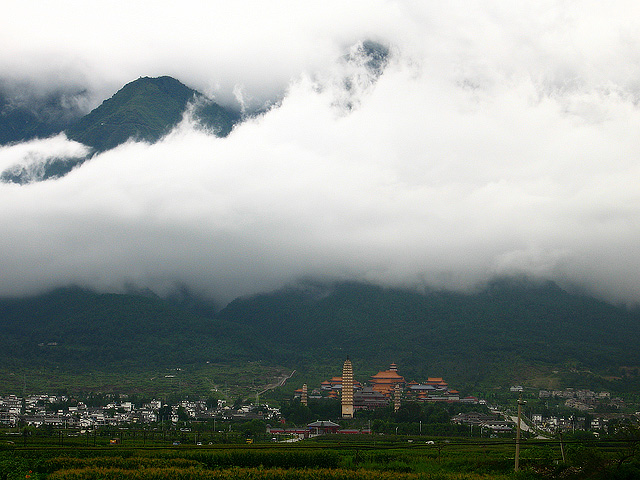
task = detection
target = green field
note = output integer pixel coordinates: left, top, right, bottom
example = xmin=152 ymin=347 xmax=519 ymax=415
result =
xmin=2 ymin=431 xmax=640 ymax=480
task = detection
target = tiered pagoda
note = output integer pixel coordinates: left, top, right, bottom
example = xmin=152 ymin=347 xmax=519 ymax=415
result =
xmin=341 ymin=359 xmax=354 ymax=418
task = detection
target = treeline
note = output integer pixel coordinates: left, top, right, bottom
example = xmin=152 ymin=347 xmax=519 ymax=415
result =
xmin=279 ymin=398 xmax=486 ymax=437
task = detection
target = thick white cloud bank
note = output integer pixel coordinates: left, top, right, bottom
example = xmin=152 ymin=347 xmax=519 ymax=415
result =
xmin=2 ymin=1 xmax=640 ymax=305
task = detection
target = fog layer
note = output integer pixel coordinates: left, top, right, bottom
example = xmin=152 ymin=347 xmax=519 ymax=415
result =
xmin=2 ymin=1 xmax=640 ymax=304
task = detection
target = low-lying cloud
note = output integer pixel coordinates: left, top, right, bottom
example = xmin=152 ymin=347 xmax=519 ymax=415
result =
xmin=2 ymin=1 xmax=640 ymax=305
xmin=0 ymin=134 xmax=89 ymax=182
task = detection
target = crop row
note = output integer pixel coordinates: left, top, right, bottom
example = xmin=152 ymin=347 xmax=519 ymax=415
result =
xmin=47 ymin=466 xmax=515 ymax=480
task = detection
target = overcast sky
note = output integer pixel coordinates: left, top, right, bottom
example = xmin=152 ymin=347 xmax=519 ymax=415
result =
xmin=2 ymin=1 xmax=640 ymax=305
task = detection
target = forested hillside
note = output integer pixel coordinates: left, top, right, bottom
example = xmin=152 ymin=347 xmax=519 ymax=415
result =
xmin=65 ymin=76 xmax=239 ymax=152
xmin=0 ymin=89 xmax=81 ymax=144
xmin=1 ymin=279 xmax=639 ymax=392
xmin=218 ymin=280 xmax=640 ymax=385
xmin=0 ymin=287 xmax=245 ymax=370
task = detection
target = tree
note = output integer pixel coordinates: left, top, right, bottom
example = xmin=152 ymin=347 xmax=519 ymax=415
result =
xmin=157 ymin=405 xmax=172 ymax=422
xmin=177 ymin=406 xmax=190 ymax=422
xmin=241 ymin=419 xmax=266 ymax=438
xmin=395 ymin=402 xmax=423 ymax=423
xmin=615 ymin=426 xmax=640 ymax=470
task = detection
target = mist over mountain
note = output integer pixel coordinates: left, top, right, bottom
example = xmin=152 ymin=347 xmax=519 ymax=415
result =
xmin=2 ymin=3 xmax=640 ymax=324
xmin=1 ymin=76 xmax=241 ymax=183
xmin=0 ymin=86 xmax=86 ymax=144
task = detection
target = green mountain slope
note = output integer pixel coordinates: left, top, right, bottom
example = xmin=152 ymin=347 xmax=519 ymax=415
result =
xmin=2 ymin=280 xmax=639 ymax=391
xmin=217 ymin=280 xmax=640 ymax=385
xmin=66 ymin=76 xmax=239 ymax=152
xmin=0 ymin=287 xmax=245 ymax=371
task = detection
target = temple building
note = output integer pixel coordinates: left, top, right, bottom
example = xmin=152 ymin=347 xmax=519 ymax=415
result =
xmin=341 ymin=359 xmax=354 ymax=418
xmin=320 ymin=377 xmax=362 ymax=392
xmin=354 ymin=387 xmax=388 ymax=410
xmin=426 ymin=377 xmax=448 ymax=390
xmin=370 ymin=363 xmax=405 ymax=397
xmin=308 ymin=420 xmax=340 ymax=434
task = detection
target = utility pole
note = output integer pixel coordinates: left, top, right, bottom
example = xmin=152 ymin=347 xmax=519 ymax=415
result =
xmin=515 ymin=394 xmax=525 ymax=472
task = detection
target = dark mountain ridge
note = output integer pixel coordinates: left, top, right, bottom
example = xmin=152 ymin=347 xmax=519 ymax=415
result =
xmin=0 ymin=87 xmax=85 ymax=145
xmin=218 ymin=280 xmax=640 ymax=384
xmin=0 ymin=286 xmax=244 ymax=371
xmin=1 ymin=279 xmax=639 ymax=391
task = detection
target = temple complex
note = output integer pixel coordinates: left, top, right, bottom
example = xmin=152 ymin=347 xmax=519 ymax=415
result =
xmin=304 ymin=361 xmax=459 ymax=411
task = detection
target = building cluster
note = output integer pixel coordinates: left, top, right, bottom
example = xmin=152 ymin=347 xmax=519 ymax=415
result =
xmin=451 ymin=412 xmax=513 ymax=433
xmin=538 ymin=389 xmax=624 ymax=411
xmin=0 ymin=394 xmax=280 ymax=429
xmin=453 ymin=409 xmax=638 ymax=436
xmin=295 ymin=360 xmax=477 ymax=419
xmin=529 ymin=412 xmax=636 ymax=434
xmin=267 ymin=420 xmax=371 ymax=439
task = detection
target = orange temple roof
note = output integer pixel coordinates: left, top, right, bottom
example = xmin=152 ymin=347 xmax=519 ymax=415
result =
xmin=371 ymin=371 xmax=404 ymax=380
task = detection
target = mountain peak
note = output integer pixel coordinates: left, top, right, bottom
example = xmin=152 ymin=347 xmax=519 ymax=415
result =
xmin=1 ymin=76 xmax=242 ymax=183
xmin=65 ymin=76 xmax=200 ymax=152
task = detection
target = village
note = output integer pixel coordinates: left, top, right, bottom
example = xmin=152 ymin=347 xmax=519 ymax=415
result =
xmin=0 ymin=393 xmax=280 ymax=430
xmin=0 ymin=362 xmax=636 ymax=439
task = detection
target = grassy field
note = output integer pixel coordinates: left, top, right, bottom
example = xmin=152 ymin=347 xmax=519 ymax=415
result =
xmin=2 ymin=433 xmax=639 ymax=479
xmin=0 ymin=362 xmax=294 ymax=401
